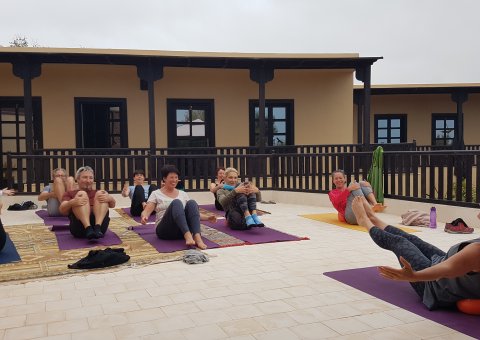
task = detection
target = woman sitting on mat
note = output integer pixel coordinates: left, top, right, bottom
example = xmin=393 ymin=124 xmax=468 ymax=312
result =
xmin=328 ymin=169 xmax=385 ymax=225
xmin=141 ymin=165 xmax=216 ymax=250
xmin=209 ymin=166 xmax=225 ymax=211
xmin=352 ymin=196 xmax=480 ymax=310
xmin=217 ymin=167 xmax=263 ymax=230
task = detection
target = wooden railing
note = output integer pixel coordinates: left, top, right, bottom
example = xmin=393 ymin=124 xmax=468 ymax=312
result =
xmin=6 ymin=148 xmax=480 ymax=207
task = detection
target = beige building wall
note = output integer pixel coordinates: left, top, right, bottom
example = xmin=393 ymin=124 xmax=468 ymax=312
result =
xmin=355 ymin=93 xmax=480 ymax=145
xmin=1 ymin=64 xmax=355 ymax=148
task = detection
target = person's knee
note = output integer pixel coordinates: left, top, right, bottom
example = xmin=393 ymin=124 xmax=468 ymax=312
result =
xmin=52 ymin=176 xmax=64 ymax=188
xmin=360 ymin=181 xmax=371 ymax=187
xmin=185 ymin=199 xmax=198 ymax=210
xmin=76 ymin=190 xmax=87 ymax=198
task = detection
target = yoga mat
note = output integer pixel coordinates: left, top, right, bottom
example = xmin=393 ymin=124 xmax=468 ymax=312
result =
xmin=121 ymin=208 xmax=156 ymax=223
xmin=132 ymin=225 xmax=219 ymax=252
xmin=35 ymin=209 xmax=70 ymax=226
xmin=0 ymin=235 xmax=21 ymax=264
xmin=300 ymin=213 xmax=419 ymax=233
xmin=199 ymin=204 xmax=270 ymax=216
xmin=201 ymin=218 xmax=307 ymax=244
xmin=324 ymin=267 xmax=480 ymax=338
xmin=54 ymin=228 xmax=122 ymax=251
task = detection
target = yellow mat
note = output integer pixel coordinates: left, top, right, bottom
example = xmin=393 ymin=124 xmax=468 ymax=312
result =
xmin=300 ymin=213 xmax=419 ymax=233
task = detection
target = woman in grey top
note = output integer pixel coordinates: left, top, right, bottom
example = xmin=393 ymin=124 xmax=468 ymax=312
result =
xmin=352 ymin=196 xmax=480 ymax=310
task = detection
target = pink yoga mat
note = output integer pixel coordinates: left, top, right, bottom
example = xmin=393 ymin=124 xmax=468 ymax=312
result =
xmin=324 ymin=267 xmax=480 ymax=338
xmin=132 ymin=225 xmax=219 ymax=253
xmin=54 ymin=228 xmax=122 ymax=251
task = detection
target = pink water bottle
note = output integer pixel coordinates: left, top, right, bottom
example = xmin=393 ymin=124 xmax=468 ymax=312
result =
xmin=429 ymin=207 xmax=437 ymax=228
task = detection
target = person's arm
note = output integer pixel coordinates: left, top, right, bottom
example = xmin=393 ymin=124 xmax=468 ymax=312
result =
xmin=59 ymin=196 xmax=75 ymax=216
xmin=210 ymin=182 xmax=223 ymax=194
xmin=140 ymin=202 xmax=156 ymax=224
xmin=121 ymin=183 xmax=130 ymax=197
xmin=217 ymin=188 xmax=236 ymax=208
xmin=1 ymin=188 xmax=15 ymax=196
xmin=379 ymin=243 xmax=480 ymax=282
xmin=38 ymin=189 xmax=54 ymax=201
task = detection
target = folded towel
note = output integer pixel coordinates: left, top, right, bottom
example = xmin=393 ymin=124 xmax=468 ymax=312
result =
xmin=401 ymin=210 xmax=430 ymax=227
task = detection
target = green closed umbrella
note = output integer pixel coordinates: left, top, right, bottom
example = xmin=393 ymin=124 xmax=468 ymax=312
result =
xmin=367 ymin=146 xmax=384 ymax=204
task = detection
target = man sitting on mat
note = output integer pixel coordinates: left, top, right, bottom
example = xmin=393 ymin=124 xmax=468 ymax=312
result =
xmin=121 ymin=169 xmax=158 ymax=217
xmin=352 ymin=196 xmax=480 ymax=310
xmin=59 ymin=166 xmax=116 ymax=240
xmin=38 ymin=167 xmax=75 ymax=216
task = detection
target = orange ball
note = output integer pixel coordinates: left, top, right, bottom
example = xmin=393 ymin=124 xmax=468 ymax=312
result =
xmin=456 ymin=299 xmax=480 ymax=315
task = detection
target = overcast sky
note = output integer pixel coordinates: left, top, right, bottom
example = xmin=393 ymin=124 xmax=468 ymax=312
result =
xmin=2 ymin=0 xmax=479 ymax=85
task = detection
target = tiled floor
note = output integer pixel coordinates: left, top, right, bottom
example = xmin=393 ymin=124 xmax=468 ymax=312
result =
xmin=0 ymin=194 xmax=477 ymax=339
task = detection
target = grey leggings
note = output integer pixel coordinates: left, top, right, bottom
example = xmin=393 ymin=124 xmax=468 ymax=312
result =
xmin=369 ymin=225 xmax=446 ymax=297
xmin=344 ymin=181 xmax=373 ymax=224
xmin=156 ymin=199 xmax=201 ymax=240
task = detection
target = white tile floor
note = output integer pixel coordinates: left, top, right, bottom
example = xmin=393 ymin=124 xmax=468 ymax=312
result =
xmin=0 ymin=194 xmax=477 ymax=340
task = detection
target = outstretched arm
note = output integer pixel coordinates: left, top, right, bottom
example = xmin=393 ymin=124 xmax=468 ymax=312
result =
xmin=379 ymin=243 xmax=480 ymax=282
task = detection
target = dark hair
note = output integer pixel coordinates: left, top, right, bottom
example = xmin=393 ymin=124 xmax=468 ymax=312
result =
xmin=133 ymin=169 xmax=145 ymax=176
xmin=331 ymin=169 xmax=346 ymax=177
xmin=160 ymin=165 xmax=180 ymax=180
xmin=215 ymin=167 xmax=225 ymax=175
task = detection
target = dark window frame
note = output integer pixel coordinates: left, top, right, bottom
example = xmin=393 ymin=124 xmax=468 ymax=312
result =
xmin=431 ymin=114 xmax=457 ymax=146
xmin=74 ymin=97 xmax=128 ymax=149
xmin=166 ymin=99 xmax=215 ymax=148
xmin=248 ymin=99 xmax=294 ymax=147
xmin=374 ymin=114 xmax=407 ymax=144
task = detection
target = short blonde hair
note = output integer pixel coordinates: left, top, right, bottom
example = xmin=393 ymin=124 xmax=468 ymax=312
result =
xmin=224 ymin=167 xmax=238 ymax=178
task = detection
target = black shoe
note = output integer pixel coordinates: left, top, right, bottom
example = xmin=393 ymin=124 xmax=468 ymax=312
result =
xmin=85 ymin=226 xmax=97 ymax=240
xmin=93 ymin=225 xmax=104 ymax=238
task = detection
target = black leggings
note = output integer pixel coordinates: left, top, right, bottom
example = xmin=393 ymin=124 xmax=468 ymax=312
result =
xmin=131 ymin=184 xmax=158 ymax=216
xmin=236 ymin=193 xmax=257 ymax=214
xmin=369 ymin=225 xmax=446 ymax=297
xmin=156 ymin=199 xmax=201 ymax=240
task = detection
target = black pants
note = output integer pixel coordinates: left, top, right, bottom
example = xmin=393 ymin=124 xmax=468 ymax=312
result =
xmin=131 ymin=184 xmax=158 ymax=216
xmin=69 ymin=212 xmax=110 ymax=238
xmin=226 ymin=206 xmax=250 ymax=230
xmin=369 ymin=225 xmax=446 ymax=297
xmin=0 ymin=219 xmax=6 ymax=252
xmin=156 ymin=199 xmax=201 ymax=239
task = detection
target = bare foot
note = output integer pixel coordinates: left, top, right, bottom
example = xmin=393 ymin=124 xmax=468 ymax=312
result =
xmin=184 ymin=232 xmax=196 ymax=247
xmin=193 ymin=233 xmax=208 ymax=250
xmin=361 ymin=197 xmax=376 ymax=218
xmin=372 ymin=203 xmax=387 ymax=212
xmin=352 ymin=197 xmax=375 ymax=231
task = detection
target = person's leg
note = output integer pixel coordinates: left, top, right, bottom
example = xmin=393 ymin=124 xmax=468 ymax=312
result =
xmin=247 ymin=193 xmax=263 ymax=227
xmin=92 ymin=191 xmax=110 ymax=238
xmin=46 ymin=198 xmax=61 ymax=217
xmin=155 ymin=199 xmax=195 ymax=246
xmin=0 ymin=219 xmax=6 ymax=252
xmin=70 ymin=192 xmax=92 ymax=229
xmin=236 ymin=194 xmax=256 ymax=227
xmin=69 ymin=213 xmax=92 ymax=239
xmin=130 ymin=185 xmax=146 ymax=216
xmin=226 ymin=207 xmax=250 ymax=230
xmin=147 ymin=184 xmax=158 ymax=198
xmin=360 ymin=181 xmax=385 ymax=212
xmin=344 ymin=187 xmax=367 ymax=224
xmin=51 ymin=176 xmax=67 ymax=202
xmin=184 ymin=200 xmax=207 ymax=250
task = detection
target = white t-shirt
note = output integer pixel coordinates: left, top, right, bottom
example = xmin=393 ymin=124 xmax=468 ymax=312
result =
xmin=147 ymin=189 xmax=190 ymax=223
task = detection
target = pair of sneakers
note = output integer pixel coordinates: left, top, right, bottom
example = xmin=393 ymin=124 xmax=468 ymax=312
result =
xmin=86 ymin=225 xmax=104 ymax=240
xmin=246 ymin=214 xmax=264 ymax=228
xmin=444 ymin=218 xmax=474 ymax=234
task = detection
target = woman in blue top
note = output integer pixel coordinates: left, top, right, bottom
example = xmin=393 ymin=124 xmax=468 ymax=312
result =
xmin=122 ymin=169 xmax=158 ymax=216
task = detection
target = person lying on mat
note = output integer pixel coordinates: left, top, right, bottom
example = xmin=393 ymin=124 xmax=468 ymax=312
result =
xmin=328 ymin=169 xmax=385 ymax=225
xmin=38 ymin=168 xmax=75 ymax=217
xmin=210 ymin=166 xmax=225 ymax=211
xmin=59 ymin=166 xmax=116 ymax=240
xmin=122 ymin=169 xmax=158 ymax=217
xmin=217 ymin=167 xmax=264 ymax=230
xmin=351 ymin=196 xmax=480 ymax=310
xmin=141 ymin=164 xmax=216 ymax=250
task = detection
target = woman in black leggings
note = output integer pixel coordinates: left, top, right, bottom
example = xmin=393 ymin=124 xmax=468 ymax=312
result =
xmin=352 ymin=196 xmax=480 ymax=310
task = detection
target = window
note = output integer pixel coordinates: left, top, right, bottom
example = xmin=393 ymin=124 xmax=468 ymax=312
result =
xmin=167 ymin=99 xmax=215 ymax=148
xmin=249 ymin=100 xmax=294 ymax=146
xmin=374 ymin=114 xmax=407 ymax=144
xmin=432 ymin=114 xmax=456 ymax=146
xmin=74 ymin=98 xmax=128 ymax=149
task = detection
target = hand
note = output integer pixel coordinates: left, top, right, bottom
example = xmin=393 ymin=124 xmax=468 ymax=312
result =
xmin=140 ymin=214 xmax=148 ymax=225
xmin=2 ymin=187 xmax=15 ymax=196
xmin=97 ymin=190 xmax=111 ymax=203
xmin=73 ymin=194 xmax=88 ymax=207
xmin=348 ymin=181 xmax=361 ymax=191
xmin=378 ymin=257 xmax=417 ymax=282
xmin=234 ymin=185 xmax=247 ymax=194
xmin=207 ymin=215 xmax=217 ymax=223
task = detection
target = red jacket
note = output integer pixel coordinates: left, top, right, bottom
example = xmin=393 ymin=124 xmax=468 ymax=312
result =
xmin=328 ymin=188 xmax=350 ymax=222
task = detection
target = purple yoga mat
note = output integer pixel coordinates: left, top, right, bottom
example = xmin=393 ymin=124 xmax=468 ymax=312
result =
xmin=132 ymin=225 xmax=219 ymax=252
xmin=54 ymin=228 xmax=122 ymax=251
xmin=324 ymin=266 xmax=480 ymax=338
xmin=199 ymin=204 xmax=269 ymax=216
xmin=35 ymin=209 xmax=70 ymax=226
xmin=122 ymin=208 xmax=156 ymax=223
xmin=201 ymin=219 xmax=306 ymax=244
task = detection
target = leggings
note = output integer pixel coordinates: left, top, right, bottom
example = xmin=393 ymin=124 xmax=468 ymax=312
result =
xmin=131 ymin=184 xmax=158 ymax=216
xmin=344 ymin=182 xmax=373 ymax=224
xmin=235 ymin=193 xmax=257 ymax=214
xmin=369 ymin=225 xmax=446 ymax=297
xmin=156 ymin=199 xmax=201 ymax=240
